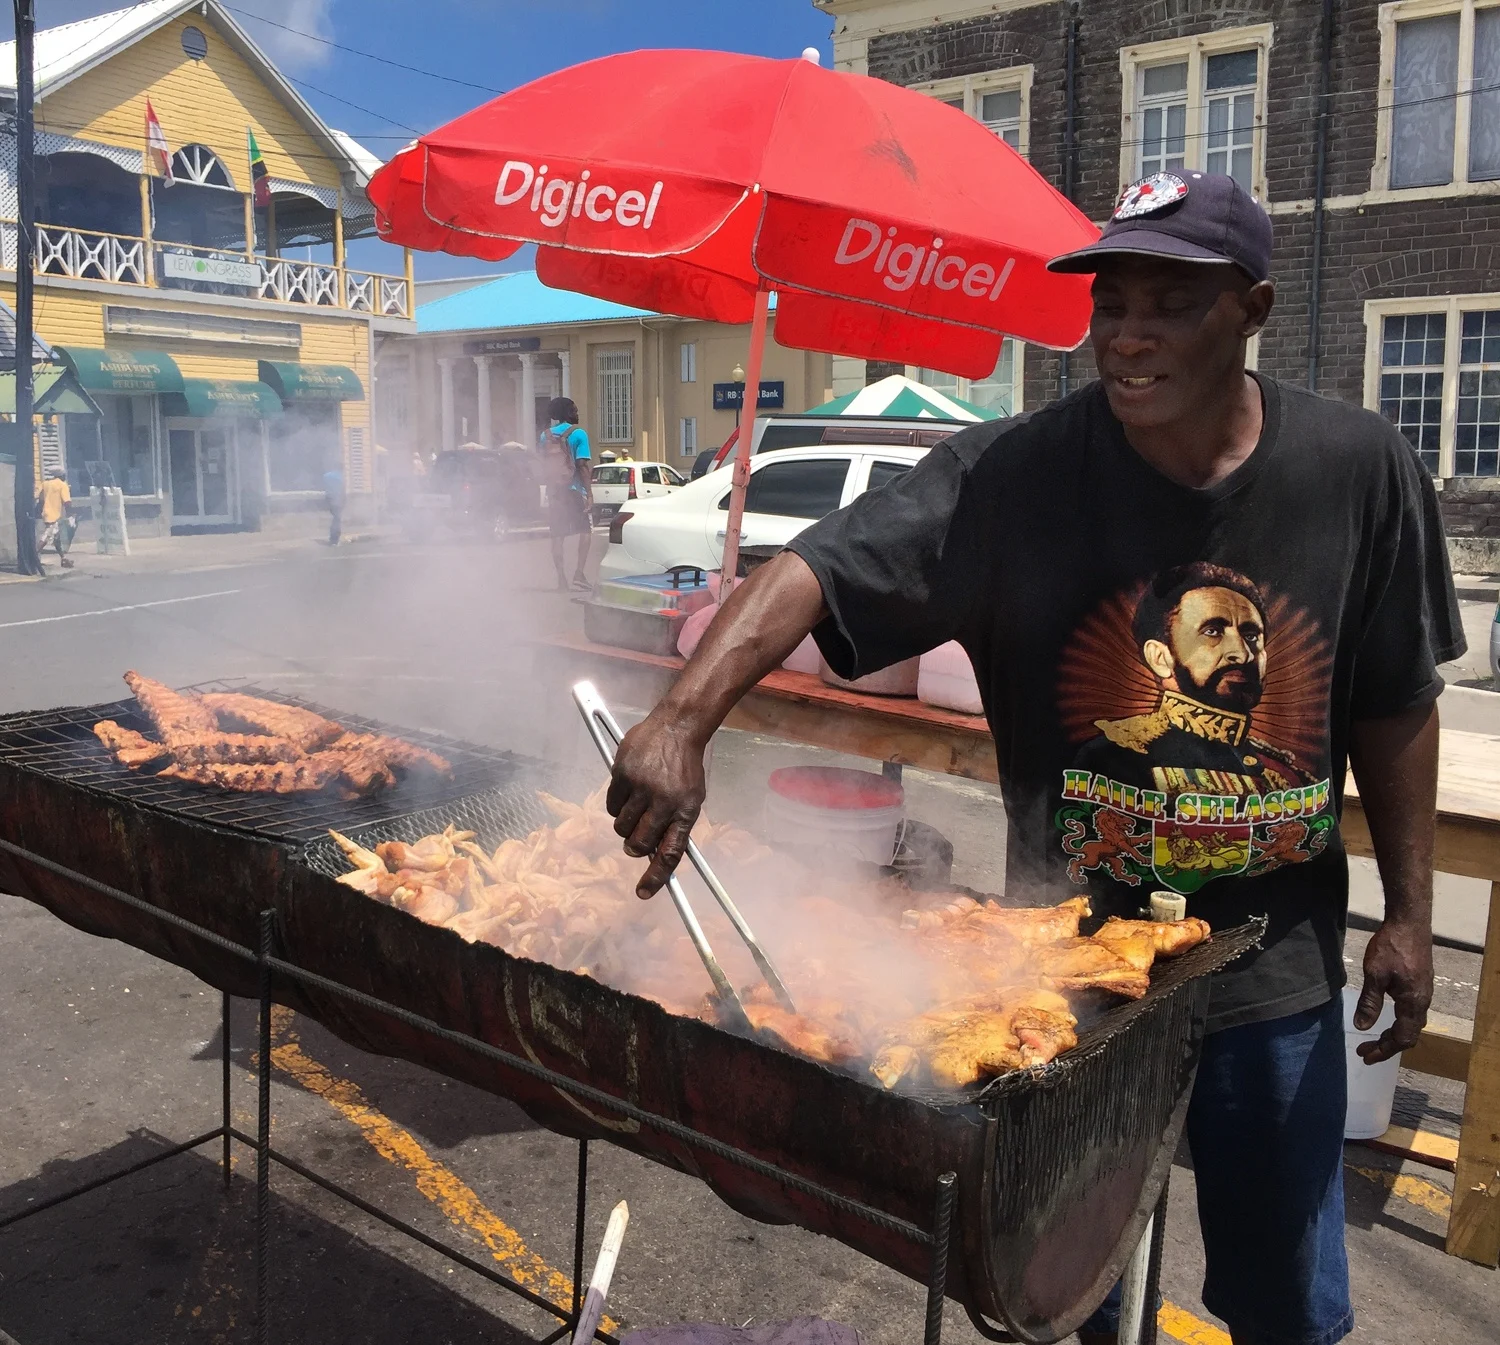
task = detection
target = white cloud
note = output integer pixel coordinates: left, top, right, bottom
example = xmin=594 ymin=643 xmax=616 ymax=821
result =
xmin=229 ymin=0 xmax=336 ymax=73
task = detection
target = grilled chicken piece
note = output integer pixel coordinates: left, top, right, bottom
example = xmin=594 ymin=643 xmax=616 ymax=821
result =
xmin=1095 ymin=916 xmax=1211 ymax=961
xmin=1030 ymin=937 xmax=1152 ymax=999
xmin=198 ymin=692 xmax=343 ymax=752
xmin=167 ymin=732 xmax=303 ymax=766
xmin=92 ymin=719 xmax=170 ymax=768
xmin=124 ymin=671 xmax=218 ymax=739
xmin=871 ymin=987 xmax=1078 ymax=1090
xmin=740 ymin=1001 xmax=867 ymax=1067
xmin=901 ymin=895 xmax=1090 ymax=946
xmin=160 ymin=754 xmax=348 ymax=794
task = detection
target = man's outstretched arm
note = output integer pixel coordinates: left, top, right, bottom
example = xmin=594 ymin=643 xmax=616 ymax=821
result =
xmin=607 ymin=551 xmax=828 ymax=897
xmin=1347 ymin=699 xmax=1440 ymax=1064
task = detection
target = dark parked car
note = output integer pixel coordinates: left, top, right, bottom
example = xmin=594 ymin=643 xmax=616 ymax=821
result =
xmin=393 ymin=446 xmax=541 ymax=540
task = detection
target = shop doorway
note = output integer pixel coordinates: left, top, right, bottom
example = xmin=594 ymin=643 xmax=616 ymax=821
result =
xmin=167 ymin=421 xmax=241 ymax=525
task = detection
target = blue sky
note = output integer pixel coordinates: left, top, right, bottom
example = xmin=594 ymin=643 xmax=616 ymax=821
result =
xmin=6 ymin=1 xmax=834 ymax=278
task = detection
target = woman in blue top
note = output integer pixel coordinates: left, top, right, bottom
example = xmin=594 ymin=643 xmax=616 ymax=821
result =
xmin=545 ymin=396 xmax=593 ymax=591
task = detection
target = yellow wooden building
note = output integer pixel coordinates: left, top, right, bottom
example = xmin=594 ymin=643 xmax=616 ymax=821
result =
xmin=0 ymin=0 xmax=413 ymax=536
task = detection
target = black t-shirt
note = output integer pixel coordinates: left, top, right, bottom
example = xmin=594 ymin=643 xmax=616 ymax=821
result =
xmin=787 ymin=375 xmax=1465 ymax=1031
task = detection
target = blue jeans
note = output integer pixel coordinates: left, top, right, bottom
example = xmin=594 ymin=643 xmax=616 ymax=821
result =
xmin=1082 ymin=997 xmax=1354 ymax=1345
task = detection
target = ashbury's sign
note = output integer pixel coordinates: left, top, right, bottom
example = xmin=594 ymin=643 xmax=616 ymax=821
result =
xmin=161 ymin=251 xmax=262 ymax=288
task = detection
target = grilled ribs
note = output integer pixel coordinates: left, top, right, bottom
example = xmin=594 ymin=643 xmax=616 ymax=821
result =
xmin=92 ymin=719 xmax=170 ymax=769
xmin=331 ymin=731 xmax=452 ymax=778
xmin=160 ymin=755 xmax=349 ymax=794
xmin=167 ymin=733 xmax=303 ymax=766
xmin=198 ymin=692 xmax=344 ymax=752
xmin=124 ymin=671 xmax=218 ymax=739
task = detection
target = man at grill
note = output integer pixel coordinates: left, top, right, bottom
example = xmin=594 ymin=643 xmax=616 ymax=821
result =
xmin=605 ymin=173 xmax=1465 ymax=1345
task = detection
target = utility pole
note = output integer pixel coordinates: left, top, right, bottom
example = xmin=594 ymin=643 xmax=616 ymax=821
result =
xmin=11 ymin=0 xmax=40 ymax=575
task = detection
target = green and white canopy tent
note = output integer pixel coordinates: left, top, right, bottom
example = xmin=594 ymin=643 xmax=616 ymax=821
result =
xmin=804 ymin=374 xmax=1000 ymax=422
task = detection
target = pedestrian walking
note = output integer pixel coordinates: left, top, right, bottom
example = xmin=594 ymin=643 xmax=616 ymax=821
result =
xmin=544 ymin=396 xmax=593 ymax=592
xmin=35 ymin=467 xmax=74 ymax=569
xmin=323 ymin=465 xmax=346 ymax=545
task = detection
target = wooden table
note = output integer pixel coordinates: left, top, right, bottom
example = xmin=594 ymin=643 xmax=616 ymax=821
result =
xmin=535 ymin=634 xmax=1500 ymax=1267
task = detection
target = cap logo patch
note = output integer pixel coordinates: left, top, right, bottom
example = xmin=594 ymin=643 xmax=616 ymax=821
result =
xmin=1113 ymin=173 xmax=1188 ymax=220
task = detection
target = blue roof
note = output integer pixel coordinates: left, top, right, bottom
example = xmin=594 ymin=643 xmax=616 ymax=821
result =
xmin=416 ymin=270 xmax=656 ymax=333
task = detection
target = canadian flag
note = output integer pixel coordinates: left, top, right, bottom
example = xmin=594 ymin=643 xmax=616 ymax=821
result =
xmin=145 ymin=99 xmax=173 ymax=184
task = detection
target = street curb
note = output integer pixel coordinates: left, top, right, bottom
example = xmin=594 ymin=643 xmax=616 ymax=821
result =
xmin=1455 ymin=585 xmax=1498 ymax=602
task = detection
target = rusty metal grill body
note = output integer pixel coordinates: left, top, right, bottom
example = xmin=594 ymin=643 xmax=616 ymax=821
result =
xmin=0 ymin=694 xmax=1259 ymax=1344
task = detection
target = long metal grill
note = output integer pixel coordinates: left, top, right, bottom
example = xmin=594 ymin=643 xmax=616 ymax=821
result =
xmin=0 ymin=683 xmax=527 ymax=846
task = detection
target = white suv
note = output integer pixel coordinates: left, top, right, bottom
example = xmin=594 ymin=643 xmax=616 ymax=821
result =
xmin=598 ymin=444 xmax=926 ymax=582
xmin=591 ymin=461 xmax=686 ymax=526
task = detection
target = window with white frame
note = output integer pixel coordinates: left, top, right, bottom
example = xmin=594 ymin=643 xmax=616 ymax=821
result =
xmin=912 ymin=68 xmax=1033 ymax=158
xmin=680 ymin=415 xmax=698 ymax=456
xmin=909 ymin=341 xmax=1023 ymax=419
xmin=680 ymin=341 xmax=697 ymax=383
xmin=1120 ymin=27 xmax=1271 ymax=197
xmin=1367 ymin=296 xmax=1500 ymax=477
xmin=1381 ymin=0 xmax=1500 ymax=191
xmin=596 ymin=348 xmax=634 ymax=444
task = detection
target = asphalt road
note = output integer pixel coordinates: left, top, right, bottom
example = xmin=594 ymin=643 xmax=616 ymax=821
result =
xmin=0 ymin=534 xmax=1495 ymax=1345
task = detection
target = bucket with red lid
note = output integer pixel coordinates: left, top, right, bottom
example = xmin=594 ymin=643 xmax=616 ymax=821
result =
xmin=763 ymin=766 xmax=906 ymax=866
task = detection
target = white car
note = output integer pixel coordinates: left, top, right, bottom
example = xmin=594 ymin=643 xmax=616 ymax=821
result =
xmin=590 ymin=460 xmax=686 ymax=526
xmin=598 ymin=444 xmax=926 ymax=582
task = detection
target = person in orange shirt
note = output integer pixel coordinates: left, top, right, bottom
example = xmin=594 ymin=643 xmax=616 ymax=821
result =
xmin=35 ymin=467 xmax=74 ymax=568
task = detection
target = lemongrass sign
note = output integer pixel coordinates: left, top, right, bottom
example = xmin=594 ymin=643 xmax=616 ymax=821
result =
xmin=161 ymin=251 xmax=262 ymax=288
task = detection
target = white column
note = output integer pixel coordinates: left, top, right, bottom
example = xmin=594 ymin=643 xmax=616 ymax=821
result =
xmin=473 ymin=354 xmax=493 ymax=448
xmin=508 ymin=367 xmax=525 ymax=444
xmin=558 ymin=349 xmax=571 ymax=398
xmin=438 ymin=357 xmax=456 ymax=454
xmin=519 ymin=351 xmax=537 ymax=447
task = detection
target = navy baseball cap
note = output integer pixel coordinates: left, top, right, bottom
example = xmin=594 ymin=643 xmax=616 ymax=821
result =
xmin=1047 ymin=171 xmax=1273 ymax=283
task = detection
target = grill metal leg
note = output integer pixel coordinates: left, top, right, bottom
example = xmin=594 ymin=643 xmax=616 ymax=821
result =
xmin=1119 ymin=1175 xmax=1170 ymax=1345
xmin=222 ymin=990 xmax=232 ymax=1191
xmin=257 ymin=910 xmax=275 ymax=1345
xmin=572 ymin=1139 xmax=590 ymax=1324
xmin=923 ymin=1171 xmax=957 ymax=1345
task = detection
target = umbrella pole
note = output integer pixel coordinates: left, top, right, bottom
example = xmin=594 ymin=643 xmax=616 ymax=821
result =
xmin=716 ymin=286 xmax=771 ymax=604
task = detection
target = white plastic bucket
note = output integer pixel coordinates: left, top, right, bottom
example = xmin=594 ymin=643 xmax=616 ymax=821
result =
xmin=918 ymin=641 xmax=983 ymax=714
xmin=1343 ymin=986 xmax=1401 ymax=1140
xmin=782 ymin=633 xmax=822 ymax=675
xmin=818 ymin=655 xmax=920 ymax=697
xmin=763 ymin=766 xmax=905 ymax=865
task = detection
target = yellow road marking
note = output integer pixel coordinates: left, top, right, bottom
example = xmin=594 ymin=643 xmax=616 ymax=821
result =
xmin=1347 ymin=1163 xmax=1453 ymax=1218
xmin=1158 ymin=1302 xmax=1232 ymax=1345
xmin=268 ymin=1006 xmax=615 ymax=1330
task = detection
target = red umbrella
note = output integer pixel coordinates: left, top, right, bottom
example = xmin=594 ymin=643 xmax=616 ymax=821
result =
xmin=369 ymin=49 xmax=1098 ymax=584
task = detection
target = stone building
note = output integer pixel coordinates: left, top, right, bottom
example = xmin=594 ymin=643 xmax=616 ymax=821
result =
xmin=816 ymin=0 xmax=1500 ymax=566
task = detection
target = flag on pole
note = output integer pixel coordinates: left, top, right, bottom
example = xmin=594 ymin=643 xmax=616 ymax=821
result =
xmin=248 ymin=129 xmax=270 ymax=207
xmin=145 ymin=99 xmax=173 ymax=184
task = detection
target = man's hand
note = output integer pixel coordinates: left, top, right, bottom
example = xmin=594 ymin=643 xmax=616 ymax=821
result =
xmin=607 ymin=715 xmax=707 ymax=899
xmin=601 ymin=551 xmax=830 ymax=898
xmin=1354 ymin=918 xmax=1433 ymax=1064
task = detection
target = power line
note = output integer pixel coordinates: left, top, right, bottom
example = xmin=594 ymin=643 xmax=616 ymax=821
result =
xmin=282 ymin=75 xmax=423 ymax=135
xmin=222 ymin=3 xmax=502 ymax=94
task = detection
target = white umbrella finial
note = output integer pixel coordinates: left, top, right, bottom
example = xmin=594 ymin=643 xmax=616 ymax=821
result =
xmin=801 ymin=47 xmax=821 ymax=64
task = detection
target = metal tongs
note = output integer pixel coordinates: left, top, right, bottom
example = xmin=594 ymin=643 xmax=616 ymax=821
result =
xmin=571 ymin=682 xmax=797 ymax=1026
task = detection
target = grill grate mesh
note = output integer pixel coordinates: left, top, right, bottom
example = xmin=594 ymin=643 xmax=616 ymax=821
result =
xmin=0 ymin=683 xmax=530 ymax=847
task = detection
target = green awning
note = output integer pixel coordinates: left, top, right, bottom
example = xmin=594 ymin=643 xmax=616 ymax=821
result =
xmin=0 ymin=366 xmax=103 ymax=416
xmin=162 ymin=379 xmax=282 ymax=419
xmin=57 ymin=346 xmax=185 ymax=394
xmin=258 ymin=361 xmax=364 ymax=402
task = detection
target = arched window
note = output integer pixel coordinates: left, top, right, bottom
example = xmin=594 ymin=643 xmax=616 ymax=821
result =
xmin=171 ymin=144 xmax=235 ymax=190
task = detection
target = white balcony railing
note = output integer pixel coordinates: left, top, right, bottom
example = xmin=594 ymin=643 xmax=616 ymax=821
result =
xmin=258 ymin=255 xmax=340 ymax=307
xmin=36 ymin=224 xmax=147 ymax=285
xmin=3 ymin=221 xmax=413 ymax=319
